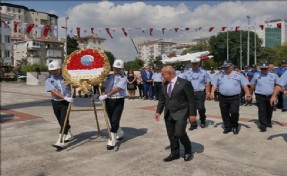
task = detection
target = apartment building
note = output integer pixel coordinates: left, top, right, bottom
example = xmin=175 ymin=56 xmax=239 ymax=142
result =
xmin=77 ymin=34 xmax=106 ymax=51
xmin=0 ymin=3 xmax=58 ymax=39
xmin=13 ymin=38 xmax=64 ymax=65
xmin=264 ymin=19 xmax=287 ymax=48
xmin=0 ymin=13 xmax=14 ymax=66
xmin=138 ymin=39 xmax=176 ymax=63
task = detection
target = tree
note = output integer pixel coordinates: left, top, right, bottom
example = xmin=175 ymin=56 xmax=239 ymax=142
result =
xmin=67 ymin=36 xmax=79 ymax=55
xmin=124 ymin=58 xmax=144 ymax=71
xmin=209 ymin=31 xmax=263 ymax=66
xmin=104 ymin=51 xmax=116 ymax=69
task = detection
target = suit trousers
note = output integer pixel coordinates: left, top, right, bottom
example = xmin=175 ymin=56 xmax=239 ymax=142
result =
xmin=194 ymin=91 xmax=206 ymax=123
xmin=165 ymin=112 xmax=191 ymax=155
xmin=255 ymin=94 xmax=273 ymax=126
xmin=219 ymin=94 xmax=240 ymax=129
xmin=51 ymin=100 xmax=71 ymax=134
xmin=105 ymin=98 xmax=125 ymax=133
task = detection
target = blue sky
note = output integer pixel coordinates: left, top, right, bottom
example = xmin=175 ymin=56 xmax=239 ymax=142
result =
xmin=3 ymin=0 xmax=221 ymax=17
xmin=3 ymin=1 xmax=287 ymax=61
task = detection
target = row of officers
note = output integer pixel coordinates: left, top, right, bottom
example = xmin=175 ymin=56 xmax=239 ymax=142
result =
xmin=45 ymin=58 xmax=287 ymax=153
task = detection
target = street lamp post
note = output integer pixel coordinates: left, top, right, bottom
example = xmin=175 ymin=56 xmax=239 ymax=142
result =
xmin=240 ymin=30 xmax=242 ymax=68
xmin=64 ymin=17 xmax=69 ymax=59
xmin=247 ymin=15 xmax=250 ymax=66
xmin=227 ymin=29 xmax=229 ymax=60
xmin=254 ymin=23 xmax=257 ymax=65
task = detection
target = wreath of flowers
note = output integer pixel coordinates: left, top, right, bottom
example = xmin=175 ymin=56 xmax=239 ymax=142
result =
xmin=62 ymin=49 xmax=110 ymax=92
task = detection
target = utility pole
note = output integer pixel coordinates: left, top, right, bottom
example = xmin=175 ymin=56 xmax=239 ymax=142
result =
xmin=240 ymin=30 xmax=242 ymax=68
xmin=64 ymin=17 xmax=69 ymax=59
xmin=254 ymin=23 xmax=257 ymax=65
xmin=247 ymin=15 xmax=250 ymax=66
xmin=227 ymin=30 xmax=229 ymax=60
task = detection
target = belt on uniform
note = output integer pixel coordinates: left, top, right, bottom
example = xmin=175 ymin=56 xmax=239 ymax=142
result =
xmin=255 ymin=93 xmax=271 ymax=98
xmin=53 ymin=99 xmax=65 ymax=102
xmin=194 ymin=89 xmax=205 ymax=92
xmin=219 ymin=94 xmax=239 ymax=98
xmin=108 ymin=96 xmax=125 ymax=99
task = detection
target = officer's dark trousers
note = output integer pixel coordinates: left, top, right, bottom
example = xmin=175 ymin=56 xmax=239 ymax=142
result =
xmin=137 ymin=84 xmax=144 ymax=98
xmin=255 ymin=94 xmax=273 ymax=126
xmin=219 ymin=94 xmax=240 ymax=129
xmin=153 ymin=82 xmax=162 ymax=100
xmin=105 ymin=98 xmax=125 ymax=133
xmin=165 ymin=111 xmax=191 ymax=155
xmin=51 ymin=100 xmax=71 ymax=134
xmin=277 ymin=92 xmax=283 ymax=109
xmin=193 ymin=91 xmax=206 ymax=124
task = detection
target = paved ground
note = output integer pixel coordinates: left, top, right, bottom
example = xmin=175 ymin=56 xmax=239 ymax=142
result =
xmin=1 ymin=82 xmax=287 ymax=176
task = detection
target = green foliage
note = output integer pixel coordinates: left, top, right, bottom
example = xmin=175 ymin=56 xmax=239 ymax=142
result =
xmin=209 ymin=31 xmax=262 ymax=66
xmin=124 ymin=58 xmax=144 ymax=71
xmin=21 ymin=64 xmax=48 ymax=73
xmin=104 ymin=51 xmax=116 ymax=69
xmin=257 ymin=44 xmax=287 ymax=65
xmin=16 ymin=58 xmax=28 ymax=67
xmin=67 ymin=36 xmax=79 ymax=55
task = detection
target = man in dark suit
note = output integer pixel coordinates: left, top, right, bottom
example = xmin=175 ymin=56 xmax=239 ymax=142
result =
xmin=141 ymin=65 xmax=153 ymax=100
xmin=154 ymin=65 xmax=197 ymax=162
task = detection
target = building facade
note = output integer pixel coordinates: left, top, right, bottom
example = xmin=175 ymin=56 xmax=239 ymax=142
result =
xmin=0 ymin=3 xmax=58 ymax=39
xmin=77 ymin=34 xmax=106 ymax=51
xmin=138 ymin=39 xmax=176 ymax=63
xmin=13 ymin=38 xmax=64 ymax=66
xmin=0 ymin=13 xmax=14 ymax=66
xmin=264 ymin=19 xmax=287 ymax=48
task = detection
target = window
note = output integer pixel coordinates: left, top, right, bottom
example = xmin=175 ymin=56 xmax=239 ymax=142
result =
xmin=4 ymin=35 xmax=10 ymax=43
xmin=18 ymin=9 xmax=21 ymax=13
xmin=5 ymin=50 xmax=10 ymax=57
xmin=7 ymin=7 xmax=11 ymax=11
xmin=98 ymin=41 xmax=101 ymax=45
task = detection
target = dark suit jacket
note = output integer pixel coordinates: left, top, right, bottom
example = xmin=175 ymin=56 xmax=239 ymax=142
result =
xmin=141 ymin=70 xmax=153 ymax=84
xmin=156 ymin=77 xmax=197 ymax=120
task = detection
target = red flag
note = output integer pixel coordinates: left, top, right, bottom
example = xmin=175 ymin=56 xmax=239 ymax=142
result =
xmin=185 ymin=28 xmax=190 ymax=31
xmin=121 ymin=28 xmax=128 ymax=37
xmin=162 ymin=28 xmax=166 ymax=34
xmin=209 ymin=27 xmax=214 ymax=32
xmin=62 ymin=26 xmax=67 ymax=29
xmin=222 ymin=26 xmax=226 ymax=31
xmin=91 ymin=28 xmax=94 ymax=34
xmin=43 ymin=25 xmax=51 ymax=37
xmin=76 ymin=27 xmax=81 ymax=38
xmin=149 ymin=28 xmax=153 ymax=36
xmin=174 ymin=28 xmax=179 ymax=32
xmin=235 ymin=26 xmax=240 ymax=32
xmin=26 ymin=24 xmax=34 ymax=34
xmin=14 ymin=21 xmax=19 ymax=33
xmin=105 ymin=28 xmax=113 ymax=38
xmin=259 ymin=24 xmax=264 ymax=30
xmin=195 ymin=27 xmax=202 ymax=32
xmin=277 ymin=23 xmax=282 ymax=28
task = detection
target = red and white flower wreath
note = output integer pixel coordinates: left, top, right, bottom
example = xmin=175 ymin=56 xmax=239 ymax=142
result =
xmin=62 ymin=49 xmax=110 ymax=90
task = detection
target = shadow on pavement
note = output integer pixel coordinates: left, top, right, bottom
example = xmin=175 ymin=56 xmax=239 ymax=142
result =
xmin=267 ymin=133 xmax=287 ymax=142
xmin=1 ymin=99 xmax=51 ymax=110
xmin=65 ymin=127 xmax=148 ymax=151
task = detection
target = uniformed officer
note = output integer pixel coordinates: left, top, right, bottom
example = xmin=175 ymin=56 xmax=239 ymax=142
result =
xmin=99 ymin=59 xmax=127 ymax=150
xmin=177 ymin=67 xmax=185 ymax=79
xmin=45 ymin=61 xmax=74 ymax=150
xmin=182 ymin=59 xmax=211 ymax=129
xmin=213 ymin=66 xmax=223 ymax=101
xmin=250 ymin=63 xmax=279 ymax=132
xmin=210 ymin=60 xmax=251 ymax=135
xmin=245 ymin=64 xmax=258 ymax=106
xmin=152 ymin=67 xmax=163 ymax=100
xmin=274 ymin=60 xmax=287 ymax=110
xmin=271 ymin=71 xmax=287 ymax=112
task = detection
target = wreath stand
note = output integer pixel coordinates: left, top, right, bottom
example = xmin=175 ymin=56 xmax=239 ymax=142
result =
xmin=59 ymin=85 xmax=112 ymax=144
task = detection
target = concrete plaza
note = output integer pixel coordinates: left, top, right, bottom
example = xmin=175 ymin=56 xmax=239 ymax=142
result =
xmin=1 ymin=82 xmax=287 ymax=176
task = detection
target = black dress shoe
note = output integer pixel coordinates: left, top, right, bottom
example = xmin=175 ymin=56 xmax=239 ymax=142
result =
xmin=282 ymin=109 xmax=287 ymax=112
xmin=259 ymin=125 xmax=267 ymax=132
xmin=163 ymin=154 xmax=180 ymax=162
xmin=107 ymin=145 xmax=115 ymax=150
xmin=223 ymin=128 xmax=232 ymax=134
xmin=189 ymin=125 xmax=198 ymax=131
xmin=184 ymin=153 xmax=193 ymax=161
xmin=232 ymin=127 xmax=239 ymax=135
xmin=266 ymin=123 xmax=273 ymax=128
xmin=200 ymin=123 xmax=205 ymax=128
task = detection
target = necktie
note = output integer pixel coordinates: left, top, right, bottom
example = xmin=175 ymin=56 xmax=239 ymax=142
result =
xmin=168 ymin=81 xmax=172 ymax=97
xmin=147 ymin=71 xmax=150 ymax=79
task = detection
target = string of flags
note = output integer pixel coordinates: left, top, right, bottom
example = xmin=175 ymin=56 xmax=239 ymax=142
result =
xmin=0 ymin=19 xmax=283 ymax=39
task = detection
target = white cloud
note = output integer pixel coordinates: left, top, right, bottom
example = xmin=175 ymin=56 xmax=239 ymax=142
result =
xmin=57 ymin=1 xmax=287 ymax=61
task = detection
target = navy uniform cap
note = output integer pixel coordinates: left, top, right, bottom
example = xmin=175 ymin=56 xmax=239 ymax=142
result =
xmin=221 ymin=60 xmax=233 ymax=67
xmin=251 ymin=64 xmax=257 ymax=68
xmin=259 ymin=63 xmax=268 ymax=68
xmin=281 ymin=60 xmax=287 ymax=65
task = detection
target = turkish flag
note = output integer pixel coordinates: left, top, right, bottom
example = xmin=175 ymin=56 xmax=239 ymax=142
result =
xmin=235 ymin=26 xmax=240 ymax=32
xmin=259 ymin=24 xmax=264 ymax=30
xmin=76 ymin=27 xmax=81 ymax=38
xmin=121 ymin=28 xmax=128 ymax=37
xmin=14 ymin=21 xmax=19 ymax=33
xmin=277 ymin=23 xmax=282 ymax=28
xmin=43 ymin=25 xmax=51 ymax=37
xmin=209 ymin=27 xmax=214 ymax=32
xmin=222 ymin=27 xmax=226 ymax=31
xmin=149 ymin=28 xmax=153 ymax=36
xmin=91 ymin=27 xmax=94 ymax=34
xmin=26 ymin=24 xmax=34 ymax=34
